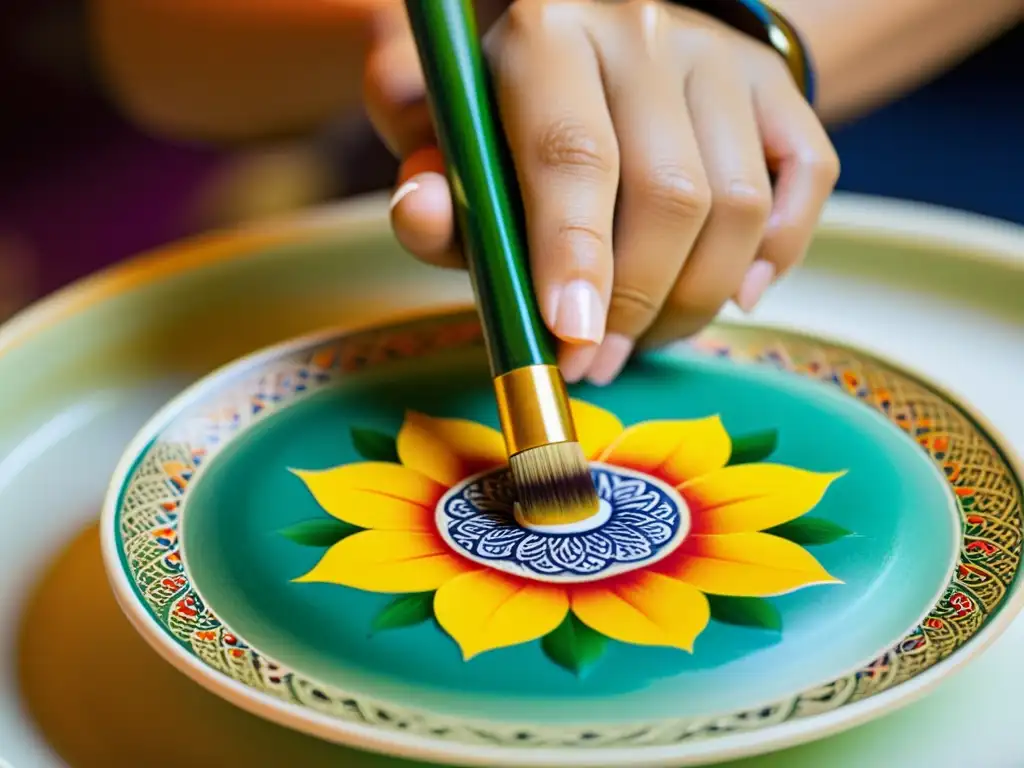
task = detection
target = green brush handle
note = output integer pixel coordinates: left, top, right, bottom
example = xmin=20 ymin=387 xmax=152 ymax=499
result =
xmin=404 ymin=0 xmax=557 ymax=375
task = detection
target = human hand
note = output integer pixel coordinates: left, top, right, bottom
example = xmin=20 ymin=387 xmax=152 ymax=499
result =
xmin=367 ymin=0 xmax=839 ymax=385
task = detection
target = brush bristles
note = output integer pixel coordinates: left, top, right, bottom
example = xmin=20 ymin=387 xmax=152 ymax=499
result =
xmin=509 ymin=441 xmax=599 ymax=526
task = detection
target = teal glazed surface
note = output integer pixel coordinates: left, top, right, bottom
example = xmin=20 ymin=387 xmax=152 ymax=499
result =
xmin=181 ymin=344 xmax=957 ymax=724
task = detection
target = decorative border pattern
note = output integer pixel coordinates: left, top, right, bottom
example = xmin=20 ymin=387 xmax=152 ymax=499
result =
xmin=113 ymin=312 xmax=1023 ymax=749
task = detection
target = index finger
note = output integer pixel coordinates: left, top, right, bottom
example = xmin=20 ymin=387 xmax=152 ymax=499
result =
xmin=487 ymin=5 xmax=619 ymax=347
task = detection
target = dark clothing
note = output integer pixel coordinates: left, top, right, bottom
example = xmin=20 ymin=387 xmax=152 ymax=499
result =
xmin=829 ymin=24 xmax=1023 ymax=224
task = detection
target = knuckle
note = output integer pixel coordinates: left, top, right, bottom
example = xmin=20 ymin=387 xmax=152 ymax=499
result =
xmin=484 ymin=17 xmax=522 ymax=74
xmin=482 ymin=28 xmax=504 ymax=67
xmin=716 ymin=182 xmax=773 ymax=224
xmin=537 ymin=0 xmax=581 ymax=28
xmin=554 ymin=220 xmax=611 ymax=277
xmin=503 ymin=0 xmax=541 ymax=36
xmin=501 ymin=0 xmax=577 ymax=45
xmin=808 ymin=147 xmax=842 ymax=188
xmin=618 ymin=0 xmax=660 ymax=29
xmin=607 ymin=284 xmax=663 ymax=336
xmin=611 ymin=284 xmax=661 ymax=316
xmin=534 ymin=119 xmax=618 ymax=179
xmin=679 ymin=26 xmax=730 ymax=61
xmin=486 ymin=1 xmax=543 ymax=69
xmin=634 ymin=165 xmax=711 ymax=222
xmin=624 ymin=0 xmax=659 ymax=14
xmin=667 ymin=279 xmax=729 ymax=319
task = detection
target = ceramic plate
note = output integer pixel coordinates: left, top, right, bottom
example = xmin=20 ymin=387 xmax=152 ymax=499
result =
xmin=100 ymin=308 xmax=1023 ymax=767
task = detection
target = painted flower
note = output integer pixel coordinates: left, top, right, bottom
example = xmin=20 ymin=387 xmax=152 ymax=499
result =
xmin=290 ymin=401 xmax=845 ymax=662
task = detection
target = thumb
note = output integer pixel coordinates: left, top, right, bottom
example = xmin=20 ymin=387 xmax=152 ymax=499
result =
xmin=390 ymin=147 xmax=463 ymax=269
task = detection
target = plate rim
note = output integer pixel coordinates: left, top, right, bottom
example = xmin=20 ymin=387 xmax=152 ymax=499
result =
xmin=2 ymin=192 xmax=1020 ymax=767
xmin=99 ymin=306 xmax=1024 ymax=768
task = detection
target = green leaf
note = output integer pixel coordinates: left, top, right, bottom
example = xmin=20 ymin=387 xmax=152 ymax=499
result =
xmin=767 ymin=517 xmax=852 ymax=546
xmin=279 ymin=519 xmax=359 ymax=547
xmin=707 ymin=595 xmax=782 ymax=632
xmin=542 ymin=614 xmax=608 ymax=677
xmin=727 ymin=429 xmax=779 ymax=465
xmin=372 ymin=592 xmax=435 ymax=632
xmin=350 ymin=427 xmax=400 ymax=463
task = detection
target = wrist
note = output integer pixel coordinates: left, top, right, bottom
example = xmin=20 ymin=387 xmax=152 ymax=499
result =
xmin=665 ymin=1 xmax=817 ymax=104
xmin=768 ymin=1 xmax=827 ymax=95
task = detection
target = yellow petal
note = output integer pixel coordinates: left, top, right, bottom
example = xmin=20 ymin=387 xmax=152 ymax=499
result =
xmin=396 ymin=411 xmax=507 ymax=486
xmin=681 ymin=464 xmax=846 ymax=534
xmin=290 ymin=465 xmax=436 ymax=531
xmin=569 ymin=399 xmax=624 ymax=460
xmin=570 ymin=572 xmax=710 ymax=652
xmin=661 ymin=532 xmax=841 ymax=596
xmin=293 ymin=461 xmax=444 ymax=503
xmin=599 ymin=416 xmax=731 ymax=485
xmin=434 ymin=570 xmax=569 ymax=659
xmin=294 ymin=530 xmax=468 ymax=592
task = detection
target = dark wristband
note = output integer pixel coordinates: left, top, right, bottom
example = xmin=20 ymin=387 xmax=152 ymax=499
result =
xmin=666 ymin=0 xmax=816 ymax=105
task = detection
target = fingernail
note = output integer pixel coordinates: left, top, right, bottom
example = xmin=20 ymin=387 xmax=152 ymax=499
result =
xmin=559 ymin=343 xmax=600 ymax=384
xmin=736 ymin=260 xmax=777 ymax=313
xmin=389 ymin=180 xmax=419 ymax=211
xmin=555 ymin=280 xmax=604 ymax=345
xmin=586 ymin=334 xmax=634 ymax=387
xmin=542 ymin=286 xmax=561 ymax=332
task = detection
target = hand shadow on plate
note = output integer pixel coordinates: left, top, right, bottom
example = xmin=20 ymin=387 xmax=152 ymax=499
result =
xmin=16 ymin=523 xmax=413 ymax=768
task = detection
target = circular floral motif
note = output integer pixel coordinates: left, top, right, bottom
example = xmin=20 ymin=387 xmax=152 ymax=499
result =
xmin=110 ymin=313 xmax=1024 ymax=759
xmin=436 ymin=462 xmax=690 ymax=583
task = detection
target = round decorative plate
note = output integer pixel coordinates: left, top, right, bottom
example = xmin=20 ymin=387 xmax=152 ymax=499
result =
xmin=101 ymin=310 xmax=1023 ymax=767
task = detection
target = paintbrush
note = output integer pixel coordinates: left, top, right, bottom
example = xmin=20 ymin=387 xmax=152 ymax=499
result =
xmin=403 ymin=0 xmax=599 ymax=526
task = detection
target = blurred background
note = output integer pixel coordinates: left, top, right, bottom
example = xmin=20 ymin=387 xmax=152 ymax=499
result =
xmin=1 ymin=1 xmax=1021 ymax=325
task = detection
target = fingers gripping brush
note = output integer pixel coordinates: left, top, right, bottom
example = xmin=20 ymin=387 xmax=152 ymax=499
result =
xmin=403 ymin=0 xmax=599 ymax=526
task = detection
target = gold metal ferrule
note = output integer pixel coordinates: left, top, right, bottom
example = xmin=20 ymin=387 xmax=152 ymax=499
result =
xmin=493 ymin=364 xmax=577 ymax=456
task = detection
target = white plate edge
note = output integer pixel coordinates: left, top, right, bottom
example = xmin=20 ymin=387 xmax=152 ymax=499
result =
xmin=97 ymin=310 xmax=1024 ymax=768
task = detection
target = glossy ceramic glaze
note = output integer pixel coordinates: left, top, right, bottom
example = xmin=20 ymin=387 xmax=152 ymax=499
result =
xmin=103 ymin=304 xmax=1020 ymax=765
xmin=4 ymin=193 xmax=1024 ymax=768
xmin=169 ymin=331 xmax=952 ymax=721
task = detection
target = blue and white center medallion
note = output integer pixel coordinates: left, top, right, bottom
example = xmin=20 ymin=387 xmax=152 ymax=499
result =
xmin=435 ymin=462 xmax=690 ymax=583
